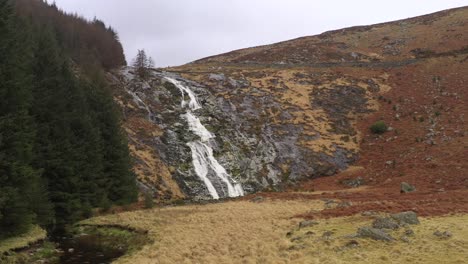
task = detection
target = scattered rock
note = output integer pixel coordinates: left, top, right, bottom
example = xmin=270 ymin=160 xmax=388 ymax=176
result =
xmin=400 ymin=182 xmax=416 ymax=193
xmin=323 ymin=199 xmax=338 ymax=209
xmin=400 ymin=236 xmax=410 ymax=243
xmin=322 ymin=231 xmax=334 ymax=239
xmin=291 ymin=237 xmax=302 ymax=242
xmin=337 ymin=201 xmax=352 ymax=208
xmin=345 ymin=240 xmax=360 ymax=248
xmin=372 ymin=217 xmax=400 ymax=230
xmin=391 ymin=211 xmax=420 ymax=225
xmin=250 ymin=196 xmax=265 ymax=203
xmin=288 ymin=244 xmax=305 ymax=251
xmin=357 ymin=227 xmax=394 ymax=241
xmin=342 ymin=177 xmax=365 ymax=188
xmin=208 ymin=73 xmax=225 ymax=82
xmin=68 ymin=248 xmax=74 ymax=253
xmin=299 ymin=220 xmax=319 ymax=229
xmin=404 ymin=229 xmax=415 ymax=236
xmin=433 ymin=230 xmax=452 ymax=238
xmin=361 ymin=211 xmax=377 ymax=217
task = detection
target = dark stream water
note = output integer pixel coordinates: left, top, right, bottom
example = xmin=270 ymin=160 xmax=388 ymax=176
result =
xmin=54 ymin=234 xmax=125 ymax=264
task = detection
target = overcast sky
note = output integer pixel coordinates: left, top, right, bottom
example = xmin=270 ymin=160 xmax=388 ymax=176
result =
xmin=53 ymin=0 xmax=468 ymax=67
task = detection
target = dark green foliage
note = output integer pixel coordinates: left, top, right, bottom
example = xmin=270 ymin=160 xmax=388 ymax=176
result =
xmin=0 ymin=0 xmax=53 ymax=238
xmin=0 ymin=0 xmax=136 ymax=238
xmin=370 ymin=121 xmax=388 ymax=134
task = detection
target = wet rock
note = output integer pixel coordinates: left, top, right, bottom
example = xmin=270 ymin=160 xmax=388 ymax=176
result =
xmin=391 ymin=211 xmax=420 ymax=225
xmin=400 ymin=182 xmax=416 ymax=193
xmin=299 ymin=220 xmax=319 ymax=229
xmin=372 ymin=217 xmax=400 ymax=230
xmin=357 ymin=227 xmax=394 ymax=241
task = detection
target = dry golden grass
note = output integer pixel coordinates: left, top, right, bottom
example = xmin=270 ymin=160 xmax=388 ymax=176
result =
xmin=82 ymin=199 xmax=320 ymax=264
xmin=286 ymin=214 xmax=468 ymax=264
xmin=80 ymin=198 xmax=468 ymax=264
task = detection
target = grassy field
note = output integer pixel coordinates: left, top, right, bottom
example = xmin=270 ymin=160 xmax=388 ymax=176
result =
xmin=80 ymin=198 xmax=468 ymax=264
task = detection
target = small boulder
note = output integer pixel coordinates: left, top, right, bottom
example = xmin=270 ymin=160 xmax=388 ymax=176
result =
xmin=322 ymin=231 xmax=334 ymax=239
xmin=288 ymin=244 xmax=305 ymax=251
xmin=391 ymin=211 xmax=420 ymax=225
xmin=342 ymin=177 xmax=365 ymax=188
xmin=337 ymin=201 xmax=353 ymax=208
xmin=400 ymin=236 xmax=410 ymax=243
xmin=361 ymin=211 xmax=377 ymax=217
xmin=401 ymin=182 xmax=416 ymax=193
xmin=433 ymin=230 xmax=452 ymax=238
xmin=250 ymin=196 xmax=265 ymax=203
xmin=208 ymin=73 xmax=225 ymax=82
xmin=372 ymin=217 xmax=400 ymax=230
xmin=357 ymin=227 xmax=394 ymax=241
xmin=404 ymin=229 xmax=415 ymax=236
xmin=299 ymin=220 xmax=319 ymax=229
xmin=345 ymin=240 xmax=360 ymax=248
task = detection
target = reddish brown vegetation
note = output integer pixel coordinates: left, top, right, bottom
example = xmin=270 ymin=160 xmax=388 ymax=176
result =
xmin=263 ymin=55 xmax=468 ymax=218
xmin=15 ymin=0 xmax=126 ymax=69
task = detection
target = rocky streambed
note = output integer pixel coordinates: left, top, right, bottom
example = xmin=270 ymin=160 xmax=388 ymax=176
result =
xmin=1 ymin=225 xmax=149 ymax=264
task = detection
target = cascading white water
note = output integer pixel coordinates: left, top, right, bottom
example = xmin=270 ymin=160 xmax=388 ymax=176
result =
xmin=165 ymin=77 xmax=244 ymax=199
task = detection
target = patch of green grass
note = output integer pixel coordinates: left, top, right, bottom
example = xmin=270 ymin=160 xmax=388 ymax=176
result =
xmin=0 ymin=226 xmax=46 ymax=254
xmin=33 ymin=241 xmax=58 ymax=260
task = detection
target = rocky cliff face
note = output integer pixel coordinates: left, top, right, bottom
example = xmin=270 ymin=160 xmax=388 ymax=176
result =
xmin=110 ymin=6 xmax=467 ymax=201
xmin=108 ymin=66 xmax=386 ymax=200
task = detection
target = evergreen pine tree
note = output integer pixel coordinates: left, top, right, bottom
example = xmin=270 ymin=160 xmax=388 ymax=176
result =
xmin=0 ymin=0 xmax=52 ymax=238
xmin=133 ymin=49 xmax=153 ymax=79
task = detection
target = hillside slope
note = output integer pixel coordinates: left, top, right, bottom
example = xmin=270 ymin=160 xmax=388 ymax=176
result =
xmin=113 ymin=7 xmax=467 ymax=205
xmin=74 ymin=7 xmax=468 ymax=264
xmin=194 ymin=6 xmax=467 ymax=65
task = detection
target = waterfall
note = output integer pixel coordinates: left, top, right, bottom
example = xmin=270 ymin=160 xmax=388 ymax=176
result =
xmin=165 ymin=77 xmax=244 ymax=199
